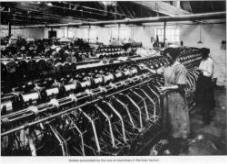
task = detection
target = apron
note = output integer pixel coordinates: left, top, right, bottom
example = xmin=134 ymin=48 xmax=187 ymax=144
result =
xmin=163 ymin=62 xmax=190 ymax=138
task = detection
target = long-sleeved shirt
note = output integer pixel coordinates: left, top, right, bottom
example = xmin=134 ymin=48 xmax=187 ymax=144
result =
xmin=199 ymin=57 xmax=214 ymax=77
xmin=156 ymin=61 xmax=187 ymax=86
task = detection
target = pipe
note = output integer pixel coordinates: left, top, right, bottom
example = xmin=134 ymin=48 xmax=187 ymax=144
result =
xmin=6 ymin=11 xmax=226 ymax=29
xmin=86 ymin=11 xmax=226 ymax=25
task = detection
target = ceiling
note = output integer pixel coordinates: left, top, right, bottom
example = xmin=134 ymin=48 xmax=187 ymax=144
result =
xmin=0 ymin=1 xmax=226 ymax=26
xmin=180 ymin=1 xmax=226 ymax=13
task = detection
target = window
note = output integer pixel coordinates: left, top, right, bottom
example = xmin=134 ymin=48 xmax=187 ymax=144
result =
xmin=77 ymin=28 xmax=88 ymax=40
xmin=119 ymin=28 xmax=131 ymax=40
xmin=110 ymin=27 xmax=131 ymax=40
xmin=89 ymin=27 xmax=98 ymax=42
xmin=111 ymin=27 xmax=118 ymax=40
xmin=155 ymin=28 xmax=180 ymax=43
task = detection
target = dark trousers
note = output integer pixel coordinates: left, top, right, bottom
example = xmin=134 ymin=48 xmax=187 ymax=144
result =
xmin=196 ymin=74 xmax=215 ymax=124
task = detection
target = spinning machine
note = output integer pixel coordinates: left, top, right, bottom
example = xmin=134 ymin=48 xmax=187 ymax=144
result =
xmin=1 ymin=47 xmax=202 ymax=156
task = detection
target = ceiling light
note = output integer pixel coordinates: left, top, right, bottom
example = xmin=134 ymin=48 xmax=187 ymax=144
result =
xmin=47 ymin=2 xmax=53 ymax=7
xmin=197 ymin=24 xmax=203 ymax=44
xmin=101 ymin=1 xmax=117 ymax=6
xmin=0 ymin=6 xmax=5 ymax=11
xmin=102 ymin=2 xmax=112 ymax=6
xmin=73 ymin=5 xmax=79 ymax=10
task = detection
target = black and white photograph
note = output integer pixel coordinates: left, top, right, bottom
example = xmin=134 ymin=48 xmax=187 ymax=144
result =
xmin=0 ymin=0 xmax=226 ymax=160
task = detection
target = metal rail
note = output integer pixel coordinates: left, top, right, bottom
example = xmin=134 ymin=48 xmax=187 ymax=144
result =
xmin=1 ymin=75 xmax=157 ymax=136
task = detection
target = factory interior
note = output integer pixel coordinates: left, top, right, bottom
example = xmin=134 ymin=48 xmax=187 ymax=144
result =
xmin=0 ymin=1 xmax=226 ymax=156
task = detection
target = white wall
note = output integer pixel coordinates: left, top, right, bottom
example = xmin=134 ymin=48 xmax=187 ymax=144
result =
xmin=131 ymin=25 xmax=156 ymax=48
xmin=180 ymin=24 xmax=226 ymax=86
xmin=0 ymin=26 xmax=45 ymax=39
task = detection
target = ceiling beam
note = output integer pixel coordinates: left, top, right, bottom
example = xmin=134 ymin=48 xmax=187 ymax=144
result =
xmin=134 ymin=1 xmax=207 ymax=24
xmin=119 ymin=4 xmax=134 ymax=18
xmin=66 ymin=2 xmax=126 ymax=17
xmin=132 ymin=1 xmax=190 ymax=16
xmin=181 ymin=1 xmax=193 ymax=13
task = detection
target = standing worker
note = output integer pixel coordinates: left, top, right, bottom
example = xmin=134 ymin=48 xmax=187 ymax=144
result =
xmin=139 ymin=48 xmax=190 ymax=143
xmin=196 ymin=48 xmax=215 ymax=125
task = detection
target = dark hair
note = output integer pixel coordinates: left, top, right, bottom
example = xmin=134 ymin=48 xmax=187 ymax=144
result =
xmin=201 ymin=48 xmax=210 ymax=59
xmin=163 ymin=48 xmax=179 ymax=63
xmin=180 ymin=41 xmax=184 ymax=46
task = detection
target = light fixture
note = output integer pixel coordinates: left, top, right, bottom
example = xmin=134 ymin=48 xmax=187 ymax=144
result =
xmin=47 ymin=2 xmax=53 ymax=7
xmin=73 ymin=4 xmax=79 ymax=10
xmin=0 ymin=6 xmax=5 ymax=11
xmin=100 ymin=1 xmax=117 ymax=6
xmin=197 ymin=24 xmax=203 ymax=44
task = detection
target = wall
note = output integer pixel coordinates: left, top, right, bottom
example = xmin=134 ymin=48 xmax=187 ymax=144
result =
xmin=0 ymin=26 xmax=45 ymax=39
xmin=180 ymin=24 xmax=226 ymax=86
xmin=43 ymin=24 xmax=158 ymax=48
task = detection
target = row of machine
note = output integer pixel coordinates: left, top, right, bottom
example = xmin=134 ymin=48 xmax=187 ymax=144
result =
xmin=1 ymin=46 xmax=202 ymax=156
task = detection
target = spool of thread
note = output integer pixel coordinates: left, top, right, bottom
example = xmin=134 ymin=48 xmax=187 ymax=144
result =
xmin=65 ymin=83 xmax=76 ymax=92
xmin=46 ymin=88 xmax=59 ymax=97
xmin=1 ymin=101 xmax=13 ymax=113
xmin=69 ymin=94 xmax=77 ymax=102
xmin=22 ymin=92 xmax=39 ymax=102
xmin=28 ymin=106 xmax=39 ymax=115
xmin=49 ymin=99 xmax=60 ymax=108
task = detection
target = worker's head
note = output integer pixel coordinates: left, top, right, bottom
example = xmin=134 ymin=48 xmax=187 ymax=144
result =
xmin=201 ymin=48 xmax=210 ymax=60
xmin=163 ymin=48 xmax=179 ymax=64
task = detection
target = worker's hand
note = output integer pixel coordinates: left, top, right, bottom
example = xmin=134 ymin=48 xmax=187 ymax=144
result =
xmin=194 ymin=66 xmax=199 ymax=70
xmin=159 ymin=85 xmax=178 ymax=91
xmin=194 ymin=67 xmax=204 ymax=72
xmin=159 ymin=86 xmax=169 ymax=91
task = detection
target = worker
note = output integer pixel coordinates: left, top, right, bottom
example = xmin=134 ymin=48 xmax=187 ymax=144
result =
xmin=180 ymin=41 xmax=184 ymax=47
xmin=196 ymin=48 xmax=214 ymax=125
xmin=139 ymin=48 xmax=190 ymax=142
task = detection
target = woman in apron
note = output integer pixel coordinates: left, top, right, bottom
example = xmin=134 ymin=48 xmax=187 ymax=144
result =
xmin=140 ymin=48 xmax=190 ymax=141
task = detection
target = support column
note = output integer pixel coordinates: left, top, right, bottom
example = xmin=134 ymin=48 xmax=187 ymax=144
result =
xmin=64 ymin=26 xmax=68 ymax=38
xmin=8 ymin=8 xmax=11 ymax=38
xmin=88 ymin=25 xmax=91 ymax=42
xmin=118 ymin=24 xmax=120 ymax=40
xmin=8 ymin=21 xmax=11 ymax=38
xmin=163 ymin=21 xmax=167 ymax=44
